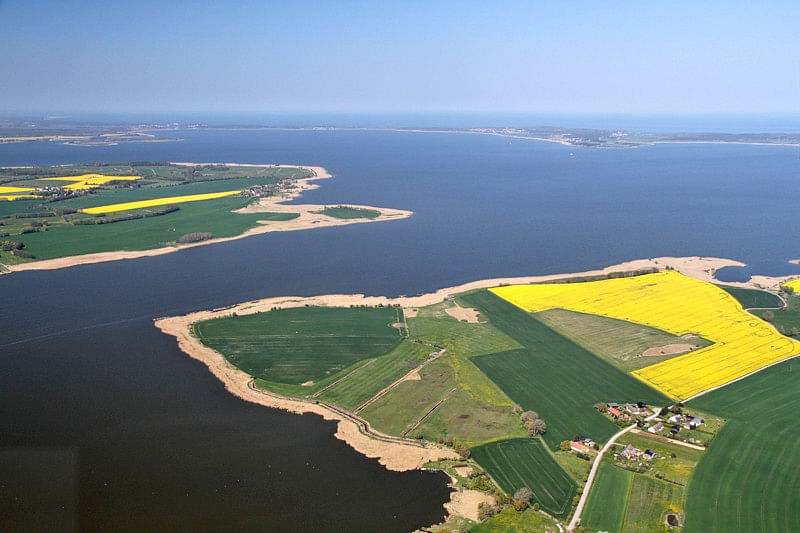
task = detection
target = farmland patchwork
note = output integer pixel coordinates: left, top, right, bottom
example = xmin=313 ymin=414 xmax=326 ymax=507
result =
xmin=491 ymin=271 xmax=800 ymax=400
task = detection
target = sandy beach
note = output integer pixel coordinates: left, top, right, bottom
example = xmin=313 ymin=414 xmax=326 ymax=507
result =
xmin=5 ymin=164 xmax=412 ymax=273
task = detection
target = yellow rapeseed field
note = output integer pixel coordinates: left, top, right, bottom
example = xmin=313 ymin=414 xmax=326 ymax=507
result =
xmin=491 ymin=270 xmax=800 ymax=400
xmin=80 ymin=190 xmax=241 ymax=214
xmin=41 ymin=174 xmax=141 ymax=190
xmin=782 ymin=278 xmax=800 ymax=292
xmin=0 ymin=194 xmax=40 ymax=201
xmin=0 ymin=186 xmax=36 ymax=194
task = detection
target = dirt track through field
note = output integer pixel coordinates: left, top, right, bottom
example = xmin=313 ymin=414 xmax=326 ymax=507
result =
xmin=353 ymin=348 xmax=446 ymax=414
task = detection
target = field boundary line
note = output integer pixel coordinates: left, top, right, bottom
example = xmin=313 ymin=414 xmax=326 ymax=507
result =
xmin=402 ymin=387 xmax=456 ymax=436
xmin=353 ymin=348 xmax=446 ymax=414
xmin=310 ymin=359 xmax=376 ymax=398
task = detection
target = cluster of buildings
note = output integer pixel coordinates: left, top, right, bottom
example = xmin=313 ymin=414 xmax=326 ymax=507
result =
xmin=241 ymin=183 xmax=284 ymax=199
xmin=606 ymin=401 xmax=650 ymax=420
xmin=647 ymin=412 xmax=704 ymax=436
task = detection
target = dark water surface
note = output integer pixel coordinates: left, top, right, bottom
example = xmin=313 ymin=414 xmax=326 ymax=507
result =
xmin=1 ymin=130 xmax=799 ymax=531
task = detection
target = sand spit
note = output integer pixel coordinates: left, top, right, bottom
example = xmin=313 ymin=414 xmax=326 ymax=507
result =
xmin=5 ymin=164 xmax=412 ymax=273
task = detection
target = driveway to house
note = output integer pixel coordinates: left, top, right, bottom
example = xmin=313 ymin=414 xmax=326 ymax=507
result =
xmin=567 ymin=409 xmax=661 ymax=531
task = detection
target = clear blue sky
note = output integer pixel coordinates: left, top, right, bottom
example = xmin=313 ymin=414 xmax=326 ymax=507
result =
xmin=1 ymin=0 xmax=797 ymax=114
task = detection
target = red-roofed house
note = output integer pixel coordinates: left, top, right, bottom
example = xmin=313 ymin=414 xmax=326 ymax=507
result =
xmin=569 ymin=441 xmax=591 ymax=454
xmin=608 ymin=406 xmax=622 ymax=418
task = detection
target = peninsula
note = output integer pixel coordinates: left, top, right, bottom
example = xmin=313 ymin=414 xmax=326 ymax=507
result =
xmin=0 ymin=163 xmax=411 ymax=272
xmin=155 ymin=255 xmax=800 ymax=531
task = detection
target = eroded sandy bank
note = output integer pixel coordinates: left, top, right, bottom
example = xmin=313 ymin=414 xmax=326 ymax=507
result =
xmin=6 ymin=164 xmax=412 ymax=273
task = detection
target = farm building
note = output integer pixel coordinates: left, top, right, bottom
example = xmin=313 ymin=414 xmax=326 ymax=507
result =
xmin=608 ymin=406 xmax=622 ymax=418
xmin=648 ymin=422 xmax=664 ymax=433
xmin=687 ymin=416 xmax=704 ymax=429
xmin=570 ymin=441 xmax=591 ymax=454
xmin=621 ymin=445 xmax=639 ymax=460
xmin=643 ymin=449 xmax=656 ymax=461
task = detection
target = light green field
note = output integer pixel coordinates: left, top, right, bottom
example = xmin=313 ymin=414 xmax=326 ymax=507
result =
xmin=623 ymin=475 xmax=684 ymax=532
xmin=194 ymin=306 xmax=404 ymax=389
xmin=471 ymin=508 xmax=559 ymax=532
xmin=582 ymin=462 xmax=632 ymax=532
xmin=359 ymin=358 xmax=454 ymax=436
xmin=535 ymin=308 xmax=711 ymax=372
xmin=684 ymin=360 xmax=800 ymax=532
xmin=463 ymin=290 xmax=668 ymax=449
xmin=316 ymin=341 xmax=430 ymax=410
xmin=470 ymin=438 xmax=577 ymax=519
xmin=313 ymin=206 xmax=380 ymax=219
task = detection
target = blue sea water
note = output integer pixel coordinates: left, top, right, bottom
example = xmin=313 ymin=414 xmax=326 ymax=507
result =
xmin=1 ymin=128 xmax=799 ymax=530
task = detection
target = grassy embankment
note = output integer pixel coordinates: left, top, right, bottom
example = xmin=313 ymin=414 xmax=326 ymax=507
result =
xmin=752 ymin=294 xmax=800 ymax=338
xmin=684 ymin=360 xmax=800 ymax=532
xmin=312 ymin=206 xmax=381 ymax=219
xmin=0 ymin=164 xmax=308 ymax=263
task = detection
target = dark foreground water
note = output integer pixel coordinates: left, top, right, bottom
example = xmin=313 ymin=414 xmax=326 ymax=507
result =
xmin=1 ymin=130 xmax=799 ymax=531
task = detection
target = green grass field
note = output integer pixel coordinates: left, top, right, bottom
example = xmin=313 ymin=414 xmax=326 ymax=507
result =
xmin=582 ymin=462 xmax=632 ymax=532
xmin=0 ymin=164 xmax=310 ymax=262
xmin=413 ymin=387 xmax=527 ymax=445
xmin=194 ymin=306 xmax=404 ymax=387
xmin=359 ymin=358 xmax=455 ymax=436
xmin=535 ymin=308 xmax=711 ymax=372
xmin=584 ymin=462 xmax=684 ymax=533
xmin=471 ymin=438 xmax=577 ymax=519
xmin=19 ymin=197 xmax=297 ymax=260
xmin=316 ymin=341 xmax=430 ymax=410
xmin=471 ymin=508 xmax=559 ymax=532
xmin=716 ymin=284 xmax=783 ymax=309
xmin=684 ymin=360 xmax=800 ymax=532
xmin=463 ymin=290 xmax=668 ymax=448
xmin=623 ymin=475 xmax=684 ymax=532
xmin=752 ymin=294 xmax=800 ymax=337
xmin=314 ymin=206 xmax=380 ymax=219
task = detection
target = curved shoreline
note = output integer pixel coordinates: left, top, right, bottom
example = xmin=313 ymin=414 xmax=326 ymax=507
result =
xmin=4 ymin=164 xmax=412 ymax=273
xmin=154 ymin=254 xmax=794 ymax=523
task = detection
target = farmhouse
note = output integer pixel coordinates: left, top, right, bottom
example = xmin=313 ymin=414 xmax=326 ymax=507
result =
xmin=687 ymin=416 xmax=704 ymax=429
xmin=608 ymin=406 xmax=622 ymax=418
xmin=624 ymin=404 xmax=640 ymax=414
xmin=621 ymin=444 xmax=639 ymax=460
xmin=670 ymin=425 xmax=681 ymax=435
xmin=668 ymin=414 xmax=685 ymax=424
xmin=643 ymin=449 xmax=656 ymax=461
xmin=569 ymin=441 xmax=591 ymax=454
xmin=648 ymin=422 xmax=664 ymax=433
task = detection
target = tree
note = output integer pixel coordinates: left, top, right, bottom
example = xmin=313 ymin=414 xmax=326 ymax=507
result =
xmin=477 ymin=502 xmax=497 ymax=521
xmin=512 ymin=487 xmax=533 ymax=511
xmin=763 ymin=310 xmax=775 ymax=321
xmin=594 ymin=402 xmax=607 ymax=412
xmin=520 ymin=411 xmax=539 ymax=424
xmin=559 ymin=441 xmax=571 ymax=452
xmin=453 ymin=440 xmax=471 ymax=459
xmin=527 ymin=418 xmax=547 ymax=436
